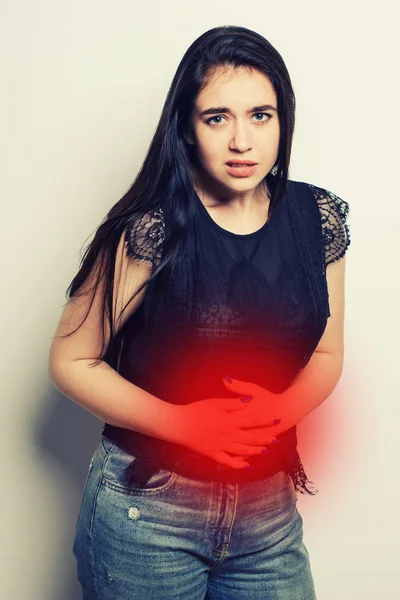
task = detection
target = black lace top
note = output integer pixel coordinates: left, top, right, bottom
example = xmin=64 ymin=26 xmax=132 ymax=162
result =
xmin=102 ymin=179 xmax=351 ymax=495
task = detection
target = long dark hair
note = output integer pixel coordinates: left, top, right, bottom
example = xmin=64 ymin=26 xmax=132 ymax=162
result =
xmin=56 ymin=25 xmax=296 ymax=368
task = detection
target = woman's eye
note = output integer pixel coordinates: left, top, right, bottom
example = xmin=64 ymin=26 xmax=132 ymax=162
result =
xmin=206 ymin=113 xmax=272 ymax=125
xmin=207 ymin=115 xmax=224 ymax=125
xmin=254 ymin=112 xmax=271 ymax=121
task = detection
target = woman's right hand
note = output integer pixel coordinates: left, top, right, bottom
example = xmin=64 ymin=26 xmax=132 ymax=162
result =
xmin=174 ymin=397 xmax=280 ymax=469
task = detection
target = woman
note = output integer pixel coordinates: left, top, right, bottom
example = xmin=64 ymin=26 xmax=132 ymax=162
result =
xmin=49 ymin=25 xmax=350 ymax=599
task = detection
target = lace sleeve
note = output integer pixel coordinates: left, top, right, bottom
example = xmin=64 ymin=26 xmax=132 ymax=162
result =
xmin=124 ymin=207 xmax=166 ymax=272
xmin=308 ymin=184 xmax=351 ymax=266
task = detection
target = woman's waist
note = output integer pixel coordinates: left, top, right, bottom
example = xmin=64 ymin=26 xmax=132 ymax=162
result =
xmin=102 ymin=422 xmax=297 ymax=482
xmin=122 ymin=356 xmax=302 ymax=405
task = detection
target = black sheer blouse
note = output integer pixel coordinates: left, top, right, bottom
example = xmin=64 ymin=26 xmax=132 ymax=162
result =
xmin=102 ymin=178 xmax=351 ymax=495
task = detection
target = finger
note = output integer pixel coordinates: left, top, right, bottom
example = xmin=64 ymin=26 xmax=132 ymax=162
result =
xmin=215 ymin=451 xmax=250 ymax=469
xmin=217 ymin=397 xmax=253 ymax=412
xmin=222 ymin=376 xmax=255 ymax=395
xmin=227 ymin=443 xmax=267 ymax=456
xmin=238 ymin=416 xmax=281 ymax=428
xmin=236 ymin=430 xmax=278 ymax=446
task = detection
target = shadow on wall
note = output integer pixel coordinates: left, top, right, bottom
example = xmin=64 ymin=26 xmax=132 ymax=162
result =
xmin=36 ymin=384 xmax=103 ymax=600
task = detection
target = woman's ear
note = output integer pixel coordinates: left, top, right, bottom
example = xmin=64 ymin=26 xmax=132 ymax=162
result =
xmin=184 ymin=123 xmax=195 ymax=145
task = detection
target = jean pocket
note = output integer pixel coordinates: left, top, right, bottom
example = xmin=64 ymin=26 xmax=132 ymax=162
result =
xmin=100 ymin=435 xmax=176 ymax=495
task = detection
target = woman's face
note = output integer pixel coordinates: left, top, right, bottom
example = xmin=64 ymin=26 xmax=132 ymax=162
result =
xmin=190 ymin=66 xmax=280 ymax=200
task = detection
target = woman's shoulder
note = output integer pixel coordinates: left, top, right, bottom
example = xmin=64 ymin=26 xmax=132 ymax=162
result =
xmin=288 ymin=178 xmax=351 ymax=266
xmin=124 ymin=206 xmax=166 ymax=269
xmin=288 ymin=178 xmax=349 ymax=209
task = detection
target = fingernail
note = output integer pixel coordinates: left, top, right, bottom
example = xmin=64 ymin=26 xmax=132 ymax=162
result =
xmin=261 ymin=448 xmax=269 ymax=455
xmin=244 ymin=465 xmax=252 ymax=469
xmin=271 ymin=438 xmax=280 ymax=445
xmin=224 ymin=375 xmax=232 ymax=383
xmin=240 ymin=395 xmax=253 ymax=403
xmin=273 ymin=418 xmax=281 ymax=424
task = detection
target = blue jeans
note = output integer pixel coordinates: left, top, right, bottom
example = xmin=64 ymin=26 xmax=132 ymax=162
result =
xmin=73 ymin=435 xmax=317 ymax=599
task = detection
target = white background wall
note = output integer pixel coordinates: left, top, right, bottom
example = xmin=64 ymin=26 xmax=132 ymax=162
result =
xmin=2 ymin=1 xmax=399 ymax=598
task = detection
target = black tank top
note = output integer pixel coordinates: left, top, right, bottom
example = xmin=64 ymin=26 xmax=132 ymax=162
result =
xmin=102 ymin=179 xmax=351 ymax=494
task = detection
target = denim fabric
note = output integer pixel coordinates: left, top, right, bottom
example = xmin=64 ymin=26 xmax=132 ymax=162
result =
xmin=73 ymin=435 xmax=317 ymax=599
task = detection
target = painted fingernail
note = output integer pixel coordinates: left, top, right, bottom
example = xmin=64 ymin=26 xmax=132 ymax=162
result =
xmin=273 ymin=418 xmax=281 ymax=424
xmin=271 ymin=438 xmax=280 ymax=445
xmin=240 ymin=395 xmax=253 ymax=403
xmin=224 ymin=375 xmax=232 ymax=383
xmin=261 ymin=448 xmax=269 ymax=455
xmin=244 ymin=465 xmax=252 ymax=469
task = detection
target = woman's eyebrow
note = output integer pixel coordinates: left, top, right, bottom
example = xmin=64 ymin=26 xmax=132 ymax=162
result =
xmin=199 ymin=104 xmax=277 ymax=117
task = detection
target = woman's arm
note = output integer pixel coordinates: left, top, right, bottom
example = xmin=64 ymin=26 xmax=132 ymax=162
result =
xmin=276 ymin=254 xmax=346 ymax=431
xmin=49 ymin=226 xmax=183 ymax=446
xmin=222 ymin=256 xmax=346 ymax=436
xmin=49 ymin=358 xmax=183 ymax=444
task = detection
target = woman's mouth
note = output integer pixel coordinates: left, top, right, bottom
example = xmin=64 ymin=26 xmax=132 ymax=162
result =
xmin=225 ymin=163 xmax=259 ymax=177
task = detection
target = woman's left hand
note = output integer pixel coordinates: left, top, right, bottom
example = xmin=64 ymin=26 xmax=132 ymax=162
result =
xmin=221 ymin=375 xmax=284 ymax=459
